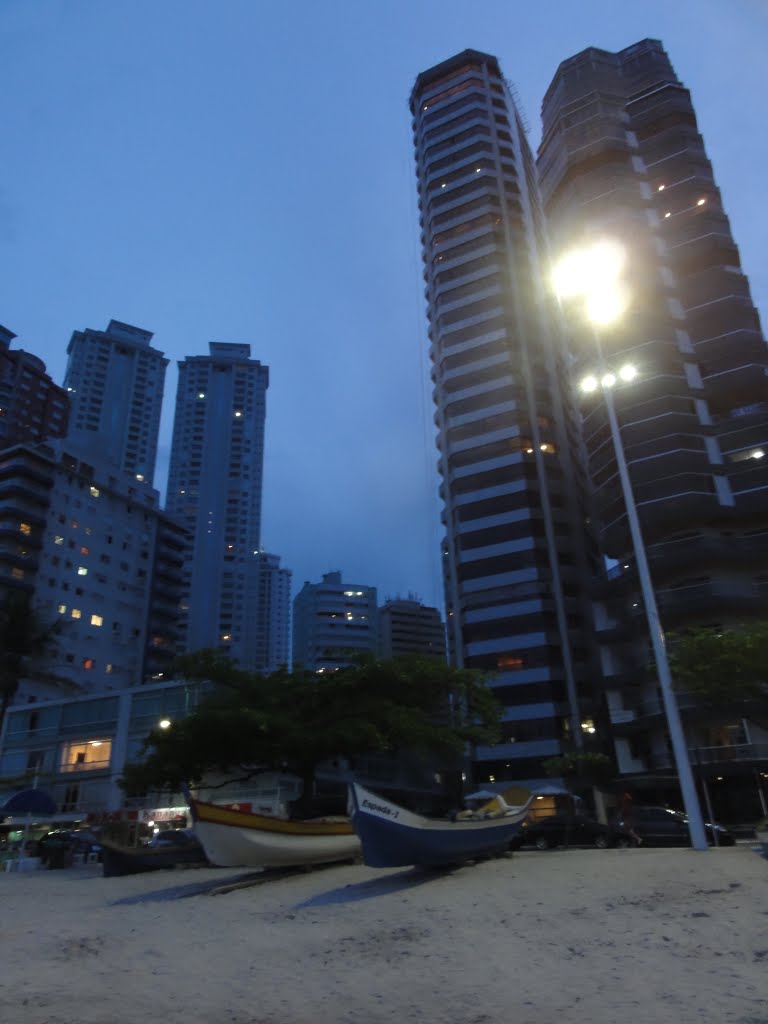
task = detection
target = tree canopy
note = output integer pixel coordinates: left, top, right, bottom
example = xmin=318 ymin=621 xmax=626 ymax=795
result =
xmin=669 ymin=624 xmax=768 ymax=702
xmin=542 ymin=751 xmax=614 ymax=787
xmin=0 ymin=590 xmax=59 ymax=731
xmin=120 ymin=652 xmax=501 ymax=798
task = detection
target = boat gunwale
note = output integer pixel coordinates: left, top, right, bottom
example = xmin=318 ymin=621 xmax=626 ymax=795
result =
xmin=190 ymin=797 xmax=354 ymax=836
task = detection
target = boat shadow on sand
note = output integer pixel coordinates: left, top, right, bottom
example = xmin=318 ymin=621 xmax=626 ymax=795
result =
xmin=295 ymin=865 xmax=464 ymax=909
xmin=110 ymin=871 xmax=266 ymax=905
xmin=110 ymin=862 xmax=464 ymax=907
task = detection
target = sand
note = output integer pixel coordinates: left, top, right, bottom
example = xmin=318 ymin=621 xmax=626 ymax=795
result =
xmin=0 ymin=844 xmax=766 ymax=1024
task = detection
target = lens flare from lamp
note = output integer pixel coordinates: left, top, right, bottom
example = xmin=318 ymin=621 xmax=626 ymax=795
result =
xmin=619 ymin=364 xmax=637 ymax=382
xmin=580 ymin=375 xmax=599 ymax=394
xmin=552 ymin=240 xmax=626 ymax=301
xmin=585 ymin=284 xmax=629 ymax=326
xmin=601 ymin=373 xmax=616 ymax=389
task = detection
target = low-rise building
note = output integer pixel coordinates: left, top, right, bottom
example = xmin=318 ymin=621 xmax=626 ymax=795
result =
xmin=292 ymin=571 xmax=378 ymax=671
xmin=378 ymin=597 xmax=446 ymax=661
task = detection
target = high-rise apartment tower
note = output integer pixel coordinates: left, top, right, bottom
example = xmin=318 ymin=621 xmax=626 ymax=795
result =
xmin=538 ymin=39 xmax=768 ymax=814
xmin=0 ymin=325 xmax=69 ymax=449
xmin=410 ymin=50 xmax=600 ymax=786
xmin=165 ymin=343 xmax=273 ymax=670
xmin=63 ymin=320 xmax=168 ymax=487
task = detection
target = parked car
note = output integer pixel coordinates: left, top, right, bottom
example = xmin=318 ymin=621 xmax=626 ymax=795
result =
xmin=39 ymin=829 xmax=103 ymax=862
xmin=621 ymin=806 xmax=735 ymax=847
xmin=146 ymin=828 xmax=204 ymax=852
xmin=517 ymin=813 xmax=634 ymax=850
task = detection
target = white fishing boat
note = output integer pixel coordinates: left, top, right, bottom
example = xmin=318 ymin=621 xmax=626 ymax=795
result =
xmin=186 ymin=793 xmax=360 ymax=869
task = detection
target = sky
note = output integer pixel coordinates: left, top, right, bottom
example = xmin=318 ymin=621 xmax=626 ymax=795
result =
xmin=3 ymin=0 xmax=767 ymax=614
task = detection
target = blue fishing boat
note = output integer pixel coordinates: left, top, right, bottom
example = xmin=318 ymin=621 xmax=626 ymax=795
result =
xmin=348 ymin=782 xmax=532 ymax=868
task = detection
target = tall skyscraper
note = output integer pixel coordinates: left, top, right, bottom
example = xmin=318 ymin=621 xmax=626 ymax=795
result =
xmin=63 ymin=320 xmax=168 ymax=487
xmin=409 ymin=50 xmax=600 ymax=786
xmin=0 ymin=325 xmax=69 ymax=448
xmin=538 ymin=39 xmax=768 ymax=813
xmin=293 ymin=571 xmax=378 ymax=672
xmin=165 ymin=342 xmax=273 ymax=670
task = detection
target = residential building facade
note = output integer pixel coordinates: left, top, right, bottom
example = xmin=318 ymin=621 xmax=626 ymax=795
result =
xmin=410 ymin=50 xmax=601 ymax=788
xmin=63 ymin=320 xmax=168 ymax=487
xmin=0 ymin=325 xmax=69 ymax=448
xmin=0 ymin=678 xmax=209 ymax=830
xmin=293 ymin=571 xmax=378 ymax=672
xmin=0 ymin=440 xmax=187 ymax=700
xmin=165 ymin=343 xmax=273 ymax=671
xmin=378 ymin=597 xmax=446 ymax=660
xmin=538 ymin=39 xmax=768 ymax=817
xmin=252 ymin=552 xmax=292 ymax=674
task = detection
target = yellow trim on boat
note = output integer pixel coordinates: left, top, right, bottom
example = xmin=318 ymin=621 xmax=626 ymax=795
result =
xmin=192 ymin=798 xmax=354 ymax=836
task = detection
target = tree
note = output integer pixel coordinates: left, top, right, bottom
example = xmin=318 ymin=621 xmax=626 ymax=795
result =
xmin=542 ymin=752 xmax=614 ymax=789
xmin=120 ymin=652 xmax=501 ymax=804
xmin=0 ymin=591 xmax=59 ymax=732
xmin=669 ymin=624 xmax=768 ymax=702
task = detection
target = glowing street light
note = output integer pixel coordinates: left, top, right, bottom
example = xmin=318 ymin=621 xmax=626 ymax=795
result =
xmin=553 ymin=241 xmax=709 ymax=852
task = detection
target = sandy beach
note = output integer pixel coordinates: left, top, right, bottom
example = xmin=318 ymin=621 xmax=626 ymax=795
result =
xmin=1 ymin=844 xmax=766 ymax=1024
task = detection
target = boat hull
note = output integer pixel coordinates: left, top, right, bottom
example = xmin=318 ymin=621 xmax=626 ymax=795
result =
xmin=349 ymin=783 xmax=530 ymax=868
xmin=100 ymin=841 xmax=207 ymax=877
xmin=188 ymin=797 xmax=360 ymax=869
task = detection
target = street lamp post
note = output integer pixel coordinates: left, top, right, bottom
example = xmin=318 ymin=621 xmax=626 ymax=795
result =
xmin=554 ymin=241 xmax=709 ymax=851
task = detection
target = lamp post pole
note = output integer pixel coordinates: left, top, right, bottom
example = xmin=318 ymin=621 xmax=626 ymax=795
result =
xmin=599 ymin=375 xmax=709 ymax=851
xmin=554 ymin=238 xmax=709 ymax=851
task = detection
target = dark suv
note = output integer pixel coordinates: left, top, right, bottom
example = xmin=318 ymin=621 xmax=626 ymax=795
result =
xmin=622 ymin=806 xmax=735 ymax=846
xmin=518 ymin=813 xmax=634 ymax=850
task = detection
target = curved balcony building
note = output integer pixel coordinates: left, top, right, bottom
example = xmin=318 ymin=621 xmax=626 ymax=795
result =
xmin=410 ymin=50 xmax=601 ymax=786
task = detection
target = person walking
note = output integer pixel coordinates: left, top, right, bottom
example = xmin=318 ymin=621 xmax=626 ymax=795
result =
xmin=620 ymin=791 xmax=642 ymax=846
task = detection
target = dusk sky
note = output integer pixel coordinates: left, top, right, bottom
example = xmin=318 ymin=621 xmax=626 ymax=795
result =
xmin=4 ymin=0 xmax=767 ymax=613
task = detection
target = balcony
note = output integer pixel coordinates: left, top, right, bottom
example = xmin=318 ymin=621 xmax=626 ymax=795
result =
xmin=690 ymin=742 xmax=768 ymax=766
xmin=657 ymin=581 xmax=768 ymax=622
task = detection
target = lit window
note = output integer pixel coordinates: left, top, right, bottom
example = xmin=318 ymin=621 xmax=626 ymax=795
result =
xmin=77 ymin=567 xmax=88 ymax=576
xmin=136 ymin=474 xmax=144 ymax=482
xmin=197 ymin=392 xmax=206 ymax=399
xmin=89 ymin=486 xmax=99 ymax=498
xmin=80 ymin=546 xmax=89 ymax=556
xmin=71 ymin=520 xmax=78 ymax=529
xmin=11 ymin=568 xmax=24 ymax=579
xmin=71 ymin=609 xmax=82 ymax=619
xmin=90 ymin=614 xmax=103 ymax=627
xmin=57 ymin=604 xmax=67 ymax=614
xmin=83 ymin=658 xmax=94 ymax=670
xmin=106 ymin=664 xmax=113 ymax=674
xmin=59 ymin=739 xmax=111 ymax=772
xmin=54 ymin=536 xmax=64 ymax=545
xmin=19 ymin=522 xmax=31 ymax=535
